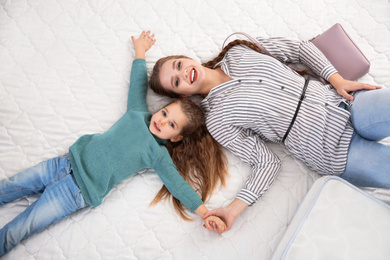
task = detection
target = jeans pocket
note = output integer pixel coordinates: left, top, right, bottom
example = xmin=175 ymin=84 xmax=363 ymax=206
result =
xmin=74 ymin=189 xmax=88 ymax=209
xmin=56 ymin=155 xmax=72 ymax=181
xmin=73 ymin=185 xmax=89 ymax=209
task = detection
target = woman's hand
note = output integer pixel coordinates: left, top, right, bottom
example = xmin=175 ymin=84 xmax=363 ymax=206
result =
xmin=203 ymin=216 xmax=226 ymax=235
xmin=328 ymin=73 xmax=381 ymax=101
xmin=202 ymin=198 xmax=248 ymax=234
xmin=131 ymin=30 xmax=156 ymax=59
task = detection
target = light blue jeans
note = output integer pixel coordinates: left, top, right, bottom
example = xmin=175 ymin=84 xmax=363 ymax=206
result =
xmin=0 ymin=154 xmax=89 ymax=256
xmin=340 ymin=89 xmax=390 ymax=188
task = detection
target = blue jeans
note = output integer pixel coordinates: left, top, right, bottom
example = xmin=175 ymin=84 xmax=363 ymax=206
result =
xmin=0 ymin=154 xmax=89 ymax=256
xmin=340 ymin=89 xmax=390 ymax=188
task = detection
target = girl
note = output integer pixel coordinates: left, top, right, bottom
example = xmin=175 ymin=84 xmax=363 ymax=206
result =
xmin=0 ymin=31 xmax=227 ymax=256
xmin=149 ymin=36 xmax=390 ymax=233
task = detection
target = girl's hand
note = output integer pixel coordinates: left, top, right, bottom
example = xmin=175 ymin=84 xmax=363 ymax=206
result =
xmin=203 ymin=215 xmax=226 ymax=235
xmin=131 ymin=30 xmax=156 ymax=59
xmin=328 ymin=73 xmax=381 ymax=101
xmin=202 ymin=198 xmax=248 ymax=234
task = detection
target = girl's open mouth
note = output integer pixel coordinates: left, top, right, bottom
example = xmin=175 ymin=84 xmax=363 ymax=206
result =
xmin=154 ymin=122 xmax=161 ymax=132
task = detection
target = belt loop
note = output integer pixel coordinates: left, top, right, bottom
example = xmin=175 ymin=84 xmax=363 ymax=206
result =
xmin=282 ymin=77 xmax=310 ymax=143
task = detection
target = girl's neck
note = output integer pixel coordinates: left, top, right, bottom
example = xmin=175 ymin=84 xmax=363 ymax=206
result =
xmin=200 ymin=66 xmax=231 ymax=96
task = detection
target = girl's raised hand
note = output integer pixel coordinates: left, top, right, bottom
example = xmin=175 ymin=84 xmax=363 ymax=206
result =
xmin=131 ymin=30 xmax=156 ymax=59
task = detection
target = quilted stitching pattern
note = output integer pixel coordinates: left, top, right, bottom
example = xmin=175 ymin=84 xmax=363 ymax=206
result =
xmin=0 ymin=0 xmax=389 ymax=259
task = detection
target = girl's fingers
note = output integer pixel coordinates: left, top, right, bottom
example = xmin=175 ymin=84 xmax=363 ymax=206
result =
xmin=144 ymin=30 xmax=151 ymax=38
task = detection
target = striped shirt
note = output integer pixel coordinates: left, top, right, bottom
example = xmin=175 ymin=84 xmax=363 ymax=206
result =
xmin=200 ymin=37 xmax=354 ymax=205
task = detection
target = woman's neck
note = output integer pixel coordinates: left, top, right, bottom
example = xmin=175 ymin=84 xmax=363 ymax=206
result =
xmin=200 ymin=66 xmax=231 ymax=96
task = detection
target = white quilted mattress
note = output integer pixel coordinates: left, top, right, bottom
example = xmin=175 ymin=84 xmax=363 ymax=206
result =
xmin=273 ymin=176 xmax=390 ymax=260
xmin=0 ymin=0 xmax=389 ymax=259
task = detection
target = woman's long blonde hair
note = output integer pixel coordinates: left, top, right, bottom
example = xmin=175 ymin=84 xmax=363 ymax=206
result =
xmin=150 ymin=98 xmax=228 ymax=221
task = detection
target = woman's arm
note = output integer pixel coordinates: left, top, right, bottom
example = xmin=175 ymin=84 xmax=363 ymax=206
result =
xmin=255 ymin=36 xmax=337 ymax=80
xmin=328 ymin=73 xmax=381 ymax=101
xmin=203 ymin=126 xmax=282 ymax=233
xmin=255 ymin=36 xmax=381 ymax=100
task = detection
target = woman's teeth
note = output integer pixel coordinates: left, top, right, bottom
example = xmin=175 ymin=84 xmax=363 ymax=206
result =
xmin=191 ymin=69 xmax=195 ymax=83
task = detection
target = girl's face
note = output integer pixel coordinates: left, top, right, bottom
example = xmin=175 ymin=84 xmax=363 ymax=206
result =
xmin=149 ymin=102 xmax=187 ymax=142
xmin=159 ymin=58 xmax=205 ymax=96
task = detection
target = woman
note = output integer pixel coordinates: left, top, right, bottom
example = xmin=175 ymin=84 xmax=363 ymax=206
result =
xmin=149 ymin=36 xmax=390 ymax=233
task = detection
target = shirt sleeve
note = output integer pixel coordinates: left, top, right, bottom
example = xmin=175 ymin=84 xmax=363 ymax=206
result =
xmin=220 ymin=126 xmax=282 ymax=205
xmin=255 ymin=36 xmax=338 ymax=80
xmin=153 ymin=151 xmax=203 ymax=212
xmin=127 ymin=59 xmax=148 ymax=112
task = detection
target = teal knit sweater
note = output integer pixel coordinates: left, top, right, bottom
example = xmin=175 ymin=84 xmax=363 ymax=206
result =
xmin=69 ymin=59 xmax=203 ymax=212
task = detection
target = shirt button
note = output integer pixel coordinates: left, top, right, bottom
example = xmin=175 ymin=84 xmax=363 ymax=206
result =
xmin=238 ymin=79 xmax=241 ymax=82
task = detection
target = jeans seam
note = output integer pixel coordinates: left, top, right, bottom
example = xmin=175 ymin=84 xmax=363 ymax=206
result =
xmin=0 ymin=187 xmax=42 ymax=196
xmin=45 ymin=165 xmax=71 ymax=187
xmin=356 ymin=119 xmax=390 ymax=135
xmin=1 ymin=168 xmax=70 ymax=197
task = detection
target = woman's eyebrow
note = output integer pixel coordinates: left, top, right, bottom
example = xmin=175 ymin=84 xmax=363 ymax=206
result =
xmin=170 ymin=61 xmax=176 ymax=89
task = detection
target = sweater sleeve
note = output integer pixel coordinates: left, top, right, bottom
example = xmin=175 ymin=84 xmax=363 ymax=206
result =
xmin=127 ymin=59 xmax=148 ymax=112
xmin=153 ymin=152 xmax=203 ymax=212
xmin=255 ymin=36 xmax=338 ymax=81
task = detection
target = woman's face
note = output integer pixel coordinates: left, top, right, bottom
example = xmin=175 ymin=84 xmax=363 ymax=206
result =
xmin=159 ymin=58 xmax=205 ymax=96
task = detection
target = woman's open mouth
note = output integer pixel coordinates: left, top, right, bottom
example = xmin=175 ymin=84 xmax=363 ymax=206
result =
xmin=190 ymin=68 xmax=197 ymax=84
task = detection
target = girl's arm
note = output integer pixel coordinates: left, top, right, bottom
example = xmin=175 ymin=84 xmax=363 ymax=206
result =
xmin=127 ymin=31 xmax=156 ymax=112
xmin=155 ymin=154 xmax=226 ymax=233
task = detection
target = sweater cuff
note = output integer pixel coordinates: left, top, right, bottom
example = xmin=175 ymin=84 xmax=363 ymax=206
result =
xmin=189 ymin=200 xmax=204 ymax=213
xmin=236 ymin=189 xmax=259 ymax=206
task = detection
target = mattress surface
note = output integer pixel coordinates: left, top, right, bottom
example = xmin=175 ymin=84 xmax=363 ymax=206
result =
xmin=272 ymin=177 xmax=390 ymax=260
xmin=1 ymin=0 xmax=390 ymax=259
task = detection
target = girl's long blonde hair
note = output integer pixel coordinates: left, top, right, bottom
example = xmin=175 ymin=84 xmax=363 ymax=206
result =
xmin=150 ymin=98 xmax=228 ymax=221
